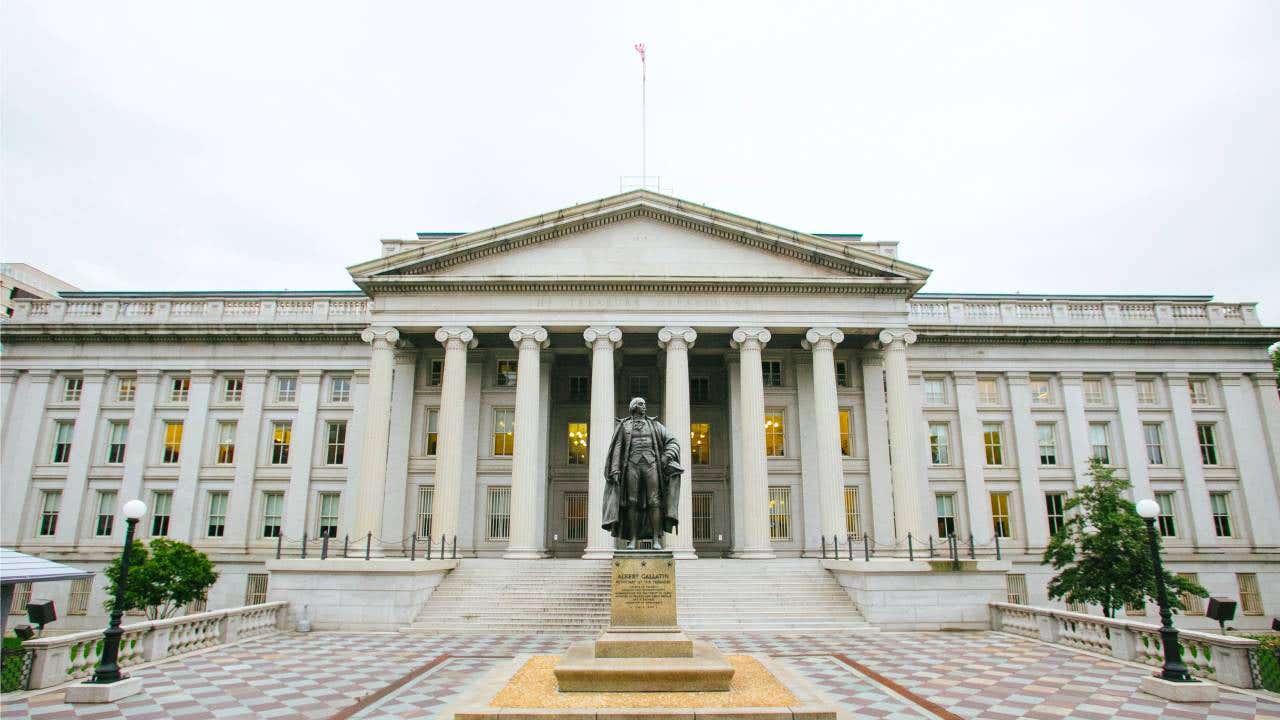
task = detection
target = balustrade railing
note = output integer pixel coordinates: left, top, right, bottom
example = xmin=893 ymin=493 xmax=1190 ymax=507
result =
xmin=8 ymin=297 xmax=370 ymax=325
xmin=908 ymin=298 xmax=1259 ymax=328
xmin=20 ymin=602 xmax=287 ymax=690
xmin=989 ymin=602 xmax=1259 ymax=688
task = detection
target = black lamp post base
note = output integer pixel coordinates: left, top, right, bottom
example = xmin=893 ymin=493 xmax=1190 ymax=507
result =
xmin=64 ymin=676 xmax=144 ymax=704
xmin=1138 ymin=675 xmax=1219 ymax=703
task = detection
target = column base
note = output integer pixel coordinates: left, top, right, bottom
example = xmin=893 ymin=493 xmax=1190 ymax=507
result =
xmin=671 ymin=548 xmax=697 ymax=560
xmin=731 ymin=549 xmax=776 ymax=559
xmin=582 ymin=547 xmax=615 ymax=559
xmin=503 ymin=548 xmax=549 ymax=560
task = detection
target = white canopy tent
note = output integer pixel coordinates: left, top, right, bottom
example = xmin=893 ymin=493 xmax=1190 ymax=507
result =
xmin=0 ymin=548 xmax=93 ymax=637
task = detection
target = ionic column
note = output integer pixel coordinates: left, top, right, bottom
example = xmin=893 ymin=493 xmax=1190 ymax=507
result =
xmin=504 ymin=326 xmax=549 ymax=559
xmin=382 ymin=348 xmax=418 ymax=544
xmin=803 ymin=328 xmax=846 ymax=544
xmin=0 ymin=370 xmax=52 ymax=546
xmin=860 ymin=355 xmax=895 ymax=546
xmin=430 ymin=327 xmax=476 ymax=547
xmin=0 ymin=369 xmax=19 ymax=437
xmin=583 ymin=326 xmax=622 ymax=559
xmin=1060 ymin=372 xmax=1092 ymax=487
xmin=879 ymin=328 xmax=925 ymax=540
xmin=731 ymin=327 xmax=775 ymax=559
xmin=166 ymin=370 xmax=214 ymax=542
xmin=1220 ymin=374 xmax=1280 ymax=547
xmin=1113 ymin=372 xmax=1154 ymax=501
xmin=352 ymin=326 xmax=399 ymax=550
xmin=953 ymin=371 xmax=992 ymax=546
xmin=1167 ymin=372 xmax=1216 ymax=547
xmin=55 ymin=369 xmax=109 ymax=546
xmin=1007 ymin=373 xmax=1050 ymax=548
xmin=659 ymin=326 xmax=698 ymax=559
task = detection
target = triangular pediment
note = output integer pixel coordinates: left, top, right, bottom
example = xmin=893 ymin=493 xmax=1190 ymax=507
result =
xmin=349 ymin=191 xmax=931 ymax=293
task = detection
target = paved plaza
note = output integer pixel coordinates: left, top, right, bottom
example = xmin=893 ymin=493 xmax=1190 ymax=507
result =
xmin=1 ymin=631 xmax=1276 ymax=720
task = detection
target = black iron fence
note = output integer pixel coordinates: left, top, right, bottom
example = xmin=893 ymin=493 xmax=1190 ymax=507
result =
xmin=269 ymin=532 xmax=459 ymax=561
xmin=818 ymin=531 xmax=1007 ymax=565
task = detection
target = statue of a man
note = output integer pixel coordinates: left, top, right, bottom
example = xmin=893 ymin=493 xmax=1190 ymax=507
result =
xmin=601 ymin=397 xmax=682 ymax=550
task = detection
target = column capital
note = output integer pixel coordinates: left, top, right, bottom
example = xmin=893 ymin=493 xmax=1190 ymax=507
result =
xmin=952 ymin=370 xmax=978 ymax=384
xmin=1164 ymin=371 xmax=1190 ymax=382
xmin=82 ymin=369 xmax=111 ymax=381
xmin=1111 ymin=371 xmax=1137 ymax=385
xmin=26 ymin=369 xmax=54 ymax=382
xmin=877 ymin=328 xmax=917 ymax=346
xmin=243 ymin=369 xmax=269 ymax=382
xmin=1218 ymin=373 xmax=1245 ymax=388
xmin=583 ymin=326 xmax=623 ymax=349
xmin=658 ymin=326 xmax=697 ymax=350
xmin=802 ymin=327 xmax=844 ymax=351
xmin=0 ymin=369 xmax=19 ymax=383
xmin=509 ymin=326 xmax=549 ymax=349
xmin=353 ymin=369 xmax=371 ymax=382
xmin=434 ymin=326 xmax=476 ymax=350
xmin=298 ymin=369 xmax=324 ymax=382
xmin=189 ymin=369 xmax=217 ymax=383
xmin=362 ymin=325 xmax=401 ymax=347
xmin=1059 ymin=371 xmax=1084 ymax=384
xmin=730 ymin=327 xmax=771 ymax=350
xmin=1251 ymin=373 xmax=1278 ymax=391
xmin=1005 ymin=371 xmax=1031 ymax=385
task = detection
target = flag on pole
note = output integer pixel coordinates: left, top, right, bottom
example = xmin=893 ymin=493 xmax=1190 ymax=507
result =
xmin=634 ymin=43 xmax=646 ymax=61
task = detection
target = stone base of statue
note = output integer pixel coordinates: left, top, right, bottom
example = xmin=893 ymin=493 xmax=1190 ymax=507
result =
xmin=552 ymin=549 xmax=734 ymax=692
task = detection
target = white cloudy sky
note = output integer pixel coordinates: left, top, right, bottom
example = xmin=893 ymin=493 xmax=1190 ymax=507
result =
xmin=3 ymin=1 xmax=1278 ymax=322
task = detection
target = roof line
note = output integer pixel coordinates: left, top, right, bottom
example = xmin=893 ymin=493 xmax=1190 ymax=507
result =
xmin=59 ymin=290 xmax=366 ymax=298
xmin=914 ymin=292 xmax=1218 ymax=302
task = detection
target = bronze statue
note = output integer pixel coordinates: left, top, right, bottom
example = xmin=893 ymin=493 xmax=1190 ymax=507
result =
xmin=601 ymin=397 xmax=682 ymax=550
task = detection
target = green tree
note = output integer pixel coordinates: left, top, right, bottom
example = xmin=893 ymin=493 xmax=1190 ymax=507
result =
xmin=1271 ymin=344 xmax=1279 ymax=373
xmin=103 ymin=538 xmax=219 ymax=620
xmin=1042 ymin=459 xmax=1206 ymax=618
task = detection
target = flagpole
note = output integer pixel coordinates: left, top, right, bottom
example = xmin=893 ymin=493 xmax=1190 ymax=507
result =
xmin=635 ymin=43 xmax=647 ymax=185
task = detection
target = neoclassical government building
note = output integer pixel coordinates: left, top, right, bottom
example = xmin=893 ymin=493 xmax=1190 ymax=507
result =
xmin=2 ymin=191 xmax=1276 ymax=626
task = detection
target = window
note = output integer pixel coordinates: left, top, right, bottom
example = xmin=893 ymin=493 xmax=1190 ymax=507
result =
xmin=835 ymin=362 xmax=850 ymax=387
xmin=262 ymin=492 xmax=284 ymax=538
xmin=275 ymin=376 xmax=297 ymax=403
xmin=692 ymin=492 xmax=713 ymax=541
xmin=990 ymin=492 xmax=1012 ymax=538
xmin=143 ymin=491 xmax=171 ymax=536
xmin=416 ymin=486 xmax=434 ymax=538
xmin=690 ymin=423 xmax=710 ymax=465
xmin=568 ymin=376 xmax=590 ymax=402
xmin=487 ymin=487 xmax=511 ymax=540
xmin=317 ymin=492 xmax=340 ymax=538
xmin=38 ymin=490 xmax=60 ymax=536
xmin=95 ymin=491 xmax=117 ymax=536
xmin=565 ymin=491 xmax=587 ymax=541
xmin=223 ymin=376 xmax=243 ymax=403
xmin=496 ymin=360 xmax=518 ymax=387
xmin=764 ymin=412 xmax=785 ymax=456
xmin=51 ymin=421 xmax=74 ymax=463
xmin=1143 ymin=423 xmax=1165 ymax=465
xmin=1177 ymin=573 xmax=1204 ymax=614
xmin=106 ymin=421 xmax=128 ymax=464
xmin=429 ymin=359 xmax=444 ymax=386
xmin=628 ymin=375 xmax=649 ymax=399
xmin=186 ymin=594 xmax=208 ymax=614
xmin=325 ymin=421 xmax=347 ymax=465
xmin=1045 ymin=493 xmax=1066 ymax=535
xmin=1125 ymin=601 xmax=1146 ymax=616
xmin=245 ymin=574 xmax=269 ymax=606
xmin=977 ymin=378 xmax=1000 ymax=405
xmin=762 ymin=361 xmax=783 ymax=387
xmin=1083 ymin=378 xmax=1105 ymax=405
xmin=206 ymin=491 xmax=228 ymax=537
xmin=1030 ymin=378 xmax=1053 ymax=405
xmin=838 ymin=410 xmax=852 ymax=456
xmin=982 ymin=423 xmax=1004 ymax=465
xmin=1155 ymin=492 xmax=1177 ymax=537
xmin=170 ymin=376 xmax=190 ymax=402
xmin=215 ymin=421 xmax=236 ymax=464
xmin=9 ymin=583 xmax=31 ymax=614
xmin=68 ymin=577 xmax=92 ymax=615
xmin=162 ymin=421 xmax=183 ymax=463
xmin=1136 ymin=378 xmax=1158 ymax=405
xmin=1088 ymin=423 xmax=1111 ymax=464
xmin=768 ymin=486 xmax=791 ymax=540
xmin=63 ymin=376 xmax=83 ymax=402
xmin=935 ymin=494 xmax=957 ymax=538
xmin=566 ymin=422 xmax=588 ymax=465
xmin=1210 ymin=492 xmax=1232 ymax=537
xmin=329 ymin=376 xmax=351 ymax=403
xmin=493 ymin=408 xmax=515 ymax=456
xmin=844 ymin=487 xmax=860 ymax=538
xmin=1006 ymin=574 xmax=1028 ymax=604
xmin=270 ymin=421 xmax=292 ymax=464
xmin=1236 ymin=573 xmax=1263 ymax=615
xmin=928 ymin=423 xmax=950 ymax=465
xmin=1037 ymin=423 xmax=1058 ymax=466
xmin=424 ymin=409 xmax=439 ymax=456
xmin=1196 ymin=423 xmax=1219 ymax=465
xmin=1067 ymin=601 xmax=1088 ymax=613
xmin=924 ymin=378 xmax=946 ymax=405
xmin=690 ymin=377 xmax=711 ymax=404
xmin=116 ymin=376 xmax=137 ymax=402
xmin=1189 ymin=378 xmax=1211 ymax=406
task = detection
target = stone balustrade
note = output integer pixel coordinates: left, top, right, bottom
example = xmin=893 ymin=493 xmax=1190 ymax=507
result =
xmin=989 ymin=602 xmax=1259 ymax=688
xmin=910 ymin=298 xmax=1260 ymax=328
xmin=8 ymin=296 xmax=370 ymax=325
xmin=21 ymin=602 xmax=288 ymax=690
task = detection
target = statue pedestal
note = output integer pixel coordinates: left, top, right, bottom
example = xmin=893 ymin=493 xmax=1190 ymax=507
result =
xmin=553 ymin=550 xmax=734 ymax=692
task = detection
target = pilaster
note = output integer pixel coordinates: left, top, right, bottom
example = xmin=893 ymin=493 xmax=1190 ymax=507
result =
xmin=1007 ymin=372 xmax=1050 ymax=549
xmin=119 ymin=371 xmax=162 ymax=531
xmin=1166 ymin=372 xmax=1217 ymax=547
xmin=1252 ymin=374 xmax=1280 ymax=503
xmin=1 ymin=370 xmax=52 ymax=545
xmin=1112 ymin=372 xmax=1154 ymax=501
xmin=0 ymin=369 xmax=20 ymax=437
xmin=282 ymin=370 xmax=323 ymax=542
xmin=54 ymin=370 xmax=109 ymax=546
xmin=953 ymin=371 xmax=992 ymax=546
xmin=1219 ymin=373 xmax=1280 ymax=547
xmin=168 ymin=370 xmax=215 ymax=541
xmin=225 ymin=370 xmax=268 ymax=548
xmin=1059 ymin=372 xmax=1092 ymax=487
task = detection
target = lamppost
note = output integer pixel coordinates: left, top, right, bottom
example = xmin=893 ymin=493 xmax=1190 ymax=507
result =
xmin=92 ymin=499 xmax=147 ymax=685
xmin=1134 ymin=498 xmax=1195 ymax=683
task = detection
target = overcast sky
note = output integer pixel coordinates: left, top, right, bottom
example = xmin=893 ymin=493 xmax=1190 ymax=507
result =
xmin=3 ymin=1 xmax=1278 ymax=323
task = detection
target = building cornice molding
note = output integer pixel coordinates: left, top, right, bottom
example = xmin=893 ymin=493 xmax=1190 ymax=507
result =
xmin=353 ymin=276 xmax=915 ymax=296
xmin=0 ymin=325 xmax=366 ymax=344
xmin=912 ymin=326 xmax=1279 ymax=348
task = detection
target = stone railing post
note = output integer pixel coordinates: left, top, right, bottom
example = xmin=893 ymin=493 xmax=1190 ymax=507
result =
xmin=27 ymin=642 xmax=73 ymax=690
xmin=1210 ymin=644 xmax=1254 ymax=689
xmin=1108 ymin=625 xmax=1136 ymax=662
xmin=221 ymin=610 xmax=243 ymax=644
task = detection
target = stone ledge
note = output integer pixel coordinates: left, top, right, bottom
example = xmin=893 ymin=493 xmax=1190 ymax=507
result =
xmin=1138 ymin=675 xmax=1221 ymax=703
xmin=64 ymin=677 xmax=144 ymax=704
xmin=265 ymin=558 xmax=457 ymax=573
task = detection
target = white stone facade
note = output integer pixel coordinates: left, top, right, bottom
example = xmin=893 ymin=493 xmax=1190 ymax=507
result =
xmin=1 ymin=191 xmax=1276 ymax=630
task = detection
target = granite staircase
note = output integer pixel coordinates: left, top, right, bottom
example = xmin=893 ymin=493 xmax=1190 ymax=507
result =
xmin=405 ymin=557 xmax=871 ymax=634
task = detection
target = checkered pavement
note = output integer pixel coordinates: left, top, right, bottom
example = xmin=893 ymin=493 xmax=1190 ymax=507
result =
xmin=1 ymin=631 xmax=1277 ymax=720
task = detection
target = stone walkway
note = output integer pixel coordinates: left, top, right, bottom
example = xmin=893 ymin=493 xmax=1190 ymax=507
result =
xmin=0 ymin=632 xmax=1275 ymax=719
